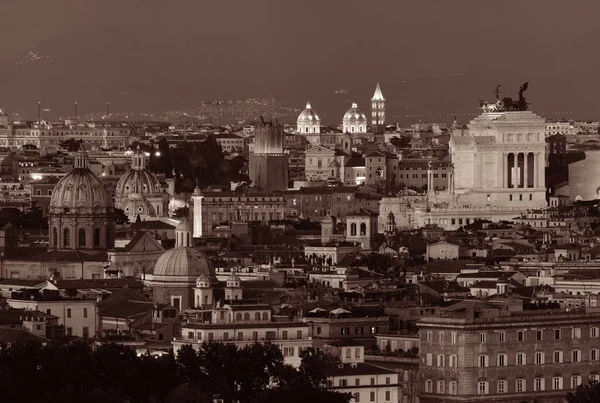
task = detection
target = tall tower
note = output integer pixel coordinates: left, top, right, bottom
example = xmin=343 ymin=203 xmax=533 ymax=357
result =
xmin=371 ymin=82 xmax=385 ymax=132
xmin=248 ymin=118 xmax=288 ymax=191
xmin=191 ymin=182 xmax=203 ymax=238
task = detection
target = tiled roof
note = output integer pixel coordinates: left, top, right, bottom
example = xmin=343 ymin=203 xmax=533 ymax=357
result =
xmin=0 ymin=328 xmax=47 ymax=344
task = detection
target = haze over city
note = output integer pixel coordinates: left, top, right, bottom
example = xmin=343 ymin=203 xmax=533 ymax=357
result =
xmin=1 ymin=0 xmax=600 ymax=121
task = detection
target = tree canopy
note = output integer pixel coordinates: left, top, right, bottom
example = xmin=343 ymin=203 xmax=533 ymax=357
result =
xmin=0 ymin=341 xmax=349 ymax=403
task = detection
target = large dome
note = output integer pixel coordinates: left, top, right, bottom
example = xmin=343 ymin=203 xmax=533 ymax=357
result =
xmin=153 ymin=247 xmax=215 ymax=278
xmin=343 ymin=102 xmax=367 ymax=123
xmin=49 ymin=153 xmax=112 ymax=214
xmin=297 ymin=102 xmax=320 ymax=123
xmin=115 ymin=168 xmax=162 ymax=197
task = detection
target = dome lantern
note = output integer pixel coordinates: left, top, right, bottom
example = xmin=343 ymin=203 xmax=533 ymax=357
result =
xmin=176 ymin=217 xmax=193 ymax=248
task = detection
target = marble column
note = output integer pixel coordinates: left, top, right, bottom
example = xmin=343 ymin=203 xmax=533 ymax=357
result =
xmin=524 ymin=152 xmax=529 ymax=189
xmin=513 ymin=153 xmax=519 ymax=188
xmin=533 ymin=153 xmax=538 ymax=188
xmin=538 ymin=152 xmax=545 ymax=189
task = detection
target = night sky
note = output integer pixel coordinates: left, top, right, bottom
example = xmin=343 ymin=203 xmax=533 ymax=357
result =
xmin=1 ymin=0 xmax=599 ymax=122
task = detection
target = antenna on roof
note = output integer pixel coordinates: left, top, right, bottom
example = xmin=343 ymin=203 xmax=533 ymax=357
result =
xmin=37 ymin=102 xmax=41 ymax=126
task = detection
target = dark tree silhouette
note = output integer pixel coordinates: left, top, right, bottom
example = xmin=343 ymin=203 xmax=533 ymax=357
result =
xmin=566 ymin=380 xmax=600 ymax=402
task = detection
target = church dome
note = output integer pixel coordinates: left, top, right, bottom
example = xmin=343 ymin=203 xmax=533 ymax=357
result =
xmin=49 ymin=151 xmax=112 ymax=214
xmin=115 ymin=148 xmax=162 ymax=198
xmin=115 ymin=169 xmax=161 ymax=198
xmin=297 ymin=102 xmax=320 ymax=123
xmin=343 ymin=102 xmax=367 ymax=123
xmin=153 ymin=247 xmax=215 ymax=278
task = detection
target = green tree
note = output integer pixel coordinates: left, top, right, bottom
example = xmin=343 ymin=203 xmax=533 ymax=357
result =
xmin=566 ymin=380 xmax=600 ymax=402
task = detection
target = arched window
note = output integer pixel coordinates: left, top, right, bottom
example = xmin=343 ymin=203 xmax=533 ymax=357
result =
xmin=78 ymin=228 xmax=86 ymax=247
xmin=262 ymin=312 xmax=268 ymax=320
xmin=235 ymin=313 xmax=242 ymax=321
xmin=63 ymin=228 xmax=70 ymax=248
xmin=255 ymin=312 xmax=261 ymax=321
xmin=345 ymin=348 xmax=351 ymax=358
xmin=350 ymin=223 xmax=357 ymax=236
xmin=360 ymin=223 xmax=367 ymax=236
xmin=52 ymin=227 xmax=57 ymax=248
xmin=94 ymin=228 xmax=101 ymax=247
xmin=244 ymin=313 xmax=250 ymax=321
xmin=355 ymin=348 xmax=361 ymax=358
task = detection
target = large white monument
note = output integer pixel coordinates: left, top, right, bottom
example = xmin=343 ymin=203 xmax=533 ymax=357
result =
xmin=414 ymin=83 xmax=548 ymax=229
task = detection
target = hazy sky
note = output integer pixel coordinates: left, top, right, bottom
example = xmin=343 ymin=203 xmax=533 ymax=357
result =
xmin=1 ymin=0 xmax=599 ymax=122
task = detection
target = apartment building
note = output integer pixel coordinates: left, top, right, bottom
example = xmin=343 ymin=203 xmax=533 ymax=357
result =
xmin=418 ymin=300 xmax=600 ymax=402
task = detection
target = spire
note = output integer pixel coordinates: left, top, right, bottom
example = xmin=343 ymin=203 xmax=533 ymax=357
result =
xmin=372 ymin=82 xmax=385 ymax=101
xmin=306 ymin=101 xmax=312 ymax=109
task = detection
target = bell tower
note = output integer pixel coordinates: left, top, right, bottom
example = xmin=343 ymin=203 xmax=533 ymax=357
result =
xmin=371 ymin=82 xmax=385 ymax=132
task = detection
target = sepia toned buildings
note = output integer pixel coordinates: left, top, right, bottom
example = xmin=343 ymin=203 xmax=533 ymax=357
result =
xmin=418 ymin=301 xmax=600 ymax=403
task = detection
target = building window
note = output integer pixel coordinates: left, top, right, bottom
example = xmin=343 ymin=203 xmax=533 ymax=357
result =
xmin=451 ymin=332 xmax=457 ymax=344
xmin=572 ymin=328 xmax=582 ymax=339
xmin=571 ymin=376 xmax=582 ymax=389
xmin=66 ymin=308 xmax=72 ymax=318
xmin=497 ymin=354 xmax=507 ymax=366
xmin=509 ymin=194 xmax=513 ymax=201
xmin=82 ymin=327 xmax=89 ymax=338
xmin=426 ymin=331 xmax=432 ymax=342
xmin=478 ymin=355 xmax=489 ymax=367
xmin=449 ymin=381 xmax=457 ymax=395
xmin=385 ymin=391 xmax=390 ymax=401
xmin=370 ymin=391 xmax=375 ymax=402
xmin=499 ymin=331 xmax=505 ymax=342
xmin=516 ymin=379 xmax=525 ymax=392
xmin=555 ymin=329 xmax=561 ymax=339
xmin=63 ymin=228 xmax=70 ymax=248
xmin=477 ymin=381 xmax=489 ymax=395
xmin=497 ymin=380 xmax=506 ymax=393
xmin=354 ymin=393 xmax=360 ymax=402
xmin=437 ymin=380 xmax=445 ymax=394
xmin=590 ymin=374 xmax=599 ymax=383
xmin=355 ymin=378 xmax=360 ymax=387
xmin=83 ymin=308 xmax=88 ymax=318
xmin=536 ymin=330 xmax=543 ymax=340
xmin=437 ymin=354 xmax=445 ymax=367
xmin=449 ymin=355 xmax=457 ymax=367
xmin=534 ymin=377 xmax=545 ymax=391
xmin=439 ymin=332 xmax=445 ymax=343
xmin=518 ymin=331 xmax=524 ymax=341
xmin=426 ymin=353 xmax=433 ymax=366
xmin=553 ymin=376 xmax=563 ymax=390
xmin=572 ymin=350 xmax=581 ymax=362
xmin=93 ymin=228 xmax=101 ymax=247
xmin=592 ymin=327 xmax=599 ymax=338
xmin=516 ymin=352 xmax=526 ymax=365
xmin=554 ymin=350 xmax=564 ymax=363
xmin=78 ymin=228 xmax=86 ymax=247
xmin=480 ymin=333 xmax=486 ymax=343
xmin=535 ymin=352 xmax=545 ymax=364
xmin=591 ymin=349 xmax=599 ymax=361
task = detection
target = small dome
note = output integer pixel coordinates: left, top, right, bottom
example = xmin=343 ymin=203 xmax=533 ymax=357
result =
xmin=343 ymin=102 xmax=367 ymax=124
xmin=49 ymin=152 xmax=112 ymax=213
xmin=196 ymin=272 xmax=212 ymax=286
xmin=227 ymin=271 xmax=241 ymax=284
xmin=153 ymin=247 xmax=215 ymax=278
xmin=297 ymin=102 xmax=320 ymax=123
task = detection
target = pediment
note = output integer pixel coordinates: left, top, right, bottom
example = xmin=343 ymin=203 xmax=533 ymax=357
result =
xmin=125 ymin=232 xmax=165 ymax=253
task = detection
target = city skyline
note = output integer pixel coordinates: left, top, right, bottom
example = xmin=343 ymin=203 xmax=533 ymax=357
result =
xmin=1 ymin=0 xmax=600 ymax=121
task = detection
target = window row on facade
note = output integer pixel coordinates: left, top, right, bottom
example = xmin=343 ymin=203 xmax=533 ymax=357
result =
xmin=424 ymin=375 xmax=598 ymax=395
xmin=425 ymin=326 xmax=599 ymax=344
